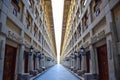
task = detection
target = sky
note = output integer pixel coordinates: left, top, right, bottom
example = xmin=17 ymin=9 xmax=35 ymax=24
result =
xmin=51 ymin=0 xmax=64 ymax=63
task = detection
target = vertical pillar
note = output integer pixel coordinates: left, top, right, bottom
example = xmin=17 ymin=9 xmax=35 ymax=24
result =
xmin=71 ymin=58 xmax=73 ymax=68
xmin=41 ymin=54 xmax=43 ymax=68
xmin=81 ymin=54 xmax=86 ymax=72
xmin=44 ymin=55 xmax=47 ymax=68
xmin=88 ymin=5 xmax=92 ymax=24
xmin=89 ymin=45 xmax=96 ymax=73
xmin=70 ymin=55 xmax=72 ymax=68
xmin=68 ymin=57 xmax=71 ymax=67
xmin=90 ymin=30 xmax=97 ymax=74
xmin=28 ymin=52 xmax=33 ymax=71
xmin=71 ymin=53 xmax=74 ymax=69
xmin=0 ymin=38 xmax=6 ymax=80
xmin=44 ymin=56 xmax=46 ymax=68
xmin=41 ymin=53 xmax=45 ymax=69
xmin=42 ymin=54 xmax=44 ymax=68
xmin=73 ymin=58 xmax=75 ymax=69
xmin=18 ymin=12 xmax=25 ymax=73
xmin=73 ymin=53 xmax=75 ymax=69
xmin=76 ymin=53 xmax=80 ymax=70
xmin=18 ymin=45 xmax=25 ymax=74
xmin=39 ymin=55 xmax=41 ymax=68
xmin=81 ymin=21 xmax=83 ymax=35
xmin=22 ymin=5 xmax=26 ymax=24
xmin=105 ymin=8 xmax=118 ymax=80
xmin=32 ymin=21 xmax=34 ymax=35
xmin=0 ymin=8 xmax=7 ymax=80
xmin=35 ymin=53 xmax=39 ymax=70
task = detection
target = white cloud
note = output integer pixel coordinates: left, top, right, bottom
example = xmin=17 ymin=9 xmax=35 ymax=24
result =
xmin=51 ymin=0 xmax=64 ymax=64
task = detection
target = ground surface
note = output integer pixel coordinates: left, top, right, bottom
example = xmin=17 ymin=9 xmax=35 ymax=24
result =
xmin=34 ymin=64 xmax=81 ymax=80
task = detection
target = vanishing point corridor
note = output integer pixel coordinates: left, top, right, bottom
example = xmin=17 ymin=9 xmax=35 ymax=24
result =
xmin=34 ymin=64 xmax=80 ymax=80
xmin=0 ymin=0 xmax=120 ymax=80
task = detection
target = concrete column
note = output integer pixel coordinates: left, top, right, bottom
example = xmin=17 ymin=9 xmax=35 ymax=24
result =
xmin=68 ymin=57 xmax=71 ymax=67
xmin=41 ymin=54 xmax=45 ymax=69
xmin=76 ymin=54 xmax=80 ymax=70
xmin=71 ymin=54 xmax=74 ymax=69
xmin=45 ymin=56 xmax=47 ymax=68
xmin=73 ymin=54 xmax=75 ymax=69
xmin=35 ymin=54 xmax=39 ymax=69
xmin=71 ymin=58 xmax=73 ymax=68
xmin=81 ymin=55 xmax=86 ymax=71
xmin=72 ymin=55 xmax=74 ymax=68
xmin=43 ymin=55 xmax=46 ymax=68
xmin=0 ymin=37 xmax=6 ymax=80
xmin=105 ymin=9 xmax=118 ymax=80
xmin=39 ymin=55 xmax=42 ymax=68
xmin=28 ymin=53 xmax=33 ymax=71
xmin=89 ymin=45 xmax=96 ymax=73
xmin=17 ymin=45 xmax=25 ymax=74
xmin=0 ymin=8 xmax=7 ymax=80
xmin=17 ymin=12 xmax=25 ymax=73
xmin=88 ymin=5 xmax=92 ymax=24
xmin=73 ymin=55 xmax=75 ymax=69
xmin=70 ymin=55 xmax=73 ymax=68
xmin=74 ymin=59 xmax=76 ymax=69
xmin=89 ymin=28 xmax=97 ymax=74
xmin=81 ymin=21 xmax=83 ymax=34
xmin=75 ymin=52 xmax=78 ymax=69
xmin=22 ymin=5 xmax=26 ymax=24
xmin=32 ymin=21 xmax=34 ymax=35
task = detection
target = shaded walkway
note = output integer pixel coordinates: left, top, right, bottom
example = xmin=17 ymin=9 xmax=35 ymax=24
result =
xmin=34 ymin=64 xmax=81 ymax=80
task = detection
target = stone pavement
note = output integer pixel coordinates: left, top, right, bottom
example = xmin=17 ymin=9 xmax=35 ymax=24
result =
xmin=34 ymin=64 xmax=81 ymax=80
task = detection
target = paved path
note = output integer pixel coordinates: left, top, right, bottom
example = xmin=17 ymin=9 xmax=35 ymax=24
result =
xmin=34 ymin=64 xmax=81 ymax=80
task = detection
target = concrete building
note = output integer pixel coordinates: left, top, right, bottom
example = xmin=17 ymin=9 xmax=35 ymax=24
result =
xmin=0 ymin=0 xmax=57 ymax=80
xmin=60 ymin=0 xmax=120 ymax=80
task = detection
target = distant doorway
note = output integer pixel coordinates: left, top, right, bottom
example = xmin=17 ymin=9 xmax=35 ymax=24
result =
xmin=3 ymin=44 xmax=17 ymax=80
xmin=86 ymin=51 xmax=90 ymax=73
xmin=24 ymin=51 xmax=28 ymax=73
xmin=97 ymin=44 xmax=109 ymax=80
xmin=33 ymin=54 xmax=36 ymax=70
xmin=79 ymin=54 xmax=82 ymax=69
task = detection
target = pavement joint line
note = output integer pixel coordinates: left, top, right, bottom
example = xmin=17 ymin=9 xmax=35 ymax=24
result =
xmin=64 ymin=67 xmax=84 ymax=80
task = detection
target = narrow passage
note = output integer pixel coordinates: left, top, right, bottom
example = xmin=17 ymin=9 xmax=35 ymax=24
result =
xmin=34 ymin=64 xmax=81 ymax=80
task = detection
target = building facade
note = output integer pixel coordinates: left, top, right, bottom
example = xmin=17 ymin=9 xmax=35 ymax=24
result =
xmin=60 ymin=0 xmax=120 ymax=80
xmin=0 ymin=0 xmax=57 ymax=80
